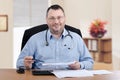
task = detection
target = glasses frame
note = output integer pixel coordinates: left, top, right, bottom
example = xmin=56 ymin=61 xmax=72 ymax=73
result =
xmin=48 ymin=16 xmax=64 ymax=22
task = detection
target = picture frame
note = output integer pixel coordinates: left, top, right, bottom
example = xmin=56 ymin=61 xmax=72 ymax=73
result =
xmin=0 ymin=15 xmax=8 ymax=32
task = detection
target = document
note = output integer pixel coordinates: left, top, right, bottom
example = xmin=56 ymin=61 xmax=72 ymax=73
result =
xmin=52 ymin=70 xmax=93 ymax=78
xmin=42 ymin=61 xmax=75 ymax=66
xmin=89 ymin=70 xmax=112 ymax=74
xmin=51 ymin=70 xmax=112 ymax=78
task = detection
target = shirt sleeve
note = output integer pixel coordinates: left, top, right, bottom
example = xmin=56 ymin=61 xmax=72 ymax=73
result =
xmin=78 ymin=38 xmax=94 ymax=70
xmin=16 ymin=36 xmax=36 ymax=68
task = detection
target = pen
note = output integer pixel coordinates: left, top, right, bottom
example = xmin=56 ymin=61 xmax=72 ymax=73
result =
xmin=33 ymin=59 xmax=44 ymax=62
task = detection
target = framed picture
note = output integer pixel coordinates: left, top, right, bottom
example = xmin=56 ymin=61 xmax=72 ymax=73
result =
xmin=0 ymin=15 xmax=8 ymax=32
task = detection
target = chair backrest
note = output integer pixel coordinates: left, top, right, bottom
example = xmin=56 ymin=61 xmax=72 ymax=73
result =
xmin=21 ymin=24 xmax=82 ymax=50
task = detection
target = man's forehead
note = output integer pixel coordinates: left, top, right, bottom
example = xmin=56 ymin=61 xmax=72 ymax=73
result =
xmin=47 ymin=9 xmax=64 ymax=16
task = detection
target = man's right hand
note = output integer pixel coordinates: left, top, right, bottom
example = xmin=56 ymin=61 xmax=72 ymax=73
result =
xmin=24 ymin=56 xmax=34 ymax=69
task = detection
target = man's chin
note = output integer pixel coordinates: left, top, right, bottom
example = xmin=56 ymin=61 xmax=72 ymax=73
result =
xmin=53 ymin=28 xmax=60 ymax=32
xmin=52 ymin=30 xmax=61 ymax=34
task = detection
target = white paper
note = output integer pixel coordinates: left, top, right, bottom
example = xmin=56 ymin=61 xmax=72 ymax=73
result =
xmin=42 ymin=61 xmax=75 ymax=66
xmin=52 ymin=70 xmax=93 ymax=78
xmin=89 ymin=70 xmax=112 ymax=74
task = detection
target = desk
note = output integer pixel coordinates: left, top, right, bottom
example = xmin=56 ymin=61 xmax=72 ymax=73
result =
xmin=0 ymin=69 xmax=120 ymax=80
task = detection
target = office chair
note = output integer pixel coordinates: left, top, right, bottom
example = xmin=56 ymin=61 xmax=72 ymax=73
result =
xmin=21 ymin=24 xmax=82 ymax=50
xmin=20 ymin=24 xmax=82 ymax=69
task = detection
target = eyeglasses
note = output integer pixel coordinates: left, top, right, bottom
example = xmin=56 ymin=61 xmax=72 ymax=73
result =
xmin=48 ymin=16 xmax=64 ymax=22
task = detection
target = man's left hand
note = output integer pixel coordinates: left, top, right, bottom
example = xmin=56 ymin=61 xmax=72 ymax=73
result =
xmin=69 ymin=61 xmax=80 ymax=70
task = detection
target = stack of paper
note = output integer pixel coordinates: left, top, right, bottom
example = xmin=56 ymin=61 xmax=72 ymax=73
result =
xmin=52 ymin=70 xmax=112 ymax=78
xmin=52 ymin=70 xmax=93 ymax=78
xmin=38 ymin=62 xmax=112 ymax=78
xmin=89 ymin=70 xmax=112 ymax=74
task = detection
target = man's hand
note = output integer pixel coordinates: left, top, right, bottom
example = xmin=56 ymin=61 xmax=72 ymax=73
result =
xmin=24 ymin=56 xmax=34 ymax=69
xmin=69 ymin=61 xmax=80 ymax=70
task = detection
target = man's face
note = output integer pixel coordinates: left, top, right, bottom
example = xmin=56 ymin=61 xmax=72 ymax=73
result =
xmin=46 ymin=9 xmax=65 ymax=34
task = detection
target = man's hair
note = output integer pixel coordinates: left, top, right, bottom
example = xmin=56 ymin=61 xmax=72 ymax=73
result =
xmin=46 ymin=4 xmax=65 ymax=17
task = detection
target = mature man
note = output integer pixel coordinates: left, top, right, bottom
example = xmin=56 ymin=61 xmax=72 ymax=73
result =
xmin=17 ymin=4 xmax=94 ymax=70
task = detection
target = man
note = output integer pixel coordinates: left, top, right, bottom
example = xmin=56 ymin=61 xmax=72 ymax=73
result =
xmin=17 ymin=4 xmax=94 ymax=70
xmin=21 ymin=24 xmax=82 ymax=50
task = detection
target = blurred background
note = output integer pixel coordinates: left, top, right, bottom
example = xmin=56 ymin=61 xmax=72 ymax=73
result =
xmin=0 ymin=0 xmax=120 ymax=70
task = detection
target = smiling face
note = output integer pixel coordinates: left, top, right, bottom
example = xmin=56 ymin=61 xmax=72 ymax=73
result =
xmin=46 ymin=8 xmax=65 ymax=35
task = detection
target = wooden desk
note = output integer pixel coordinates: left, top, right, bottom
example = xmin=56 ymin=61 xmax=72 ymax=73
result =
xmin=0 ymin=69 xmax=120 ymax=80
xmin=83 ymin=38 xmax=112 ymax=63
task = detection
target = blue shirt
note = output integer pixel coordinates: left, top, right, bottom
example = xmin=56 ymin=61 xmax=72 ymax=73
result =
xmin=17 ymin=29 xmax=94 ymax=70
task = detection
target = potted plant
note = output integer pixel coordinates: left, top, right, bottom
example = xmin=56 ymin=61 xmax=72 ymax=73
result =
xmin=89 ymin=19 xmax=107 ymax=38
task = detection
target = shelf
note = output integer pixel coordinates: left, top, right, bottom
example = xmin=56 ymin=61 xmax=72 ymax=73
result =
xmin=83 ymin=37 xmax=112 ymax=63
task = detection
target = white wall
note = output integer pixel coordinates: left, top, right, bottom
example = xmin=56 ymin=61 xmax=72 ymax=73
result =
xmin=112 ymin=0 xmax=120 ymax=70
xmin=64 ymin=0 xmax=112 ymax=38
xmin=0 ymin=0 xmax=13 ymax=68
xmin=51 ymin=0 xmax=64 ymax=8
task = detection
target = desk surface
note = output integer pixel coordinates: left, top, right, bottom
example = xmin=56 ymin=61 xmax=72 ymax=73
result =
xmin=83 ymin=37 xmax=111 ymax=40
xmin=0 ymin=69 xmax=120 ymax=80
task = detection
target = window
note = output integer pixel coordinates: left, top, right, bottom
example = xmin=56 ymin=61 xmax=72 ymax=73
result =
xmin=14 ymin=0 xmax=49 ymax=27
xmin=13 ymin=0 xmax=49 ymax=68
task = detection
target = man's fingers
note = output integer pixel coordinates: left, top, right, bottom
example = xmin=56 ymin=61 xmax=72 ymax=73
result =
xmin=24 ymin=56 xmax=34 ymax=69
xmin=69 ymin=61 xmax=80 ymax=70
xmin=24 ymin=56 xmax=33 ymax=60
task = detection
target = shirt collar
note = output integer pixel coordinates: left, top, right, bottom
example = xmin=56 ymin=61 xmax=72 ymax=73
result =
xmin=47 ymin=29 xmax=52 ymax=40
xmin=62 ymin=28 xmax=68 ymax=39
xmin=47 ymin=28 xmax=68 ymax=40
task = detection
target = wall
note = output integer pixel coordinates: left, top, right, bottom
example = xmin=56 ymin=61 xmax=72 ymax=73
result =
xmin=0 ymin=0 xmax=13 ymax=68
xmin=64 ymin=0 xmax=112 ymax=37
xmin=112 ymin=0 xmax=120 ymax=70
xmin=51 ymin=0 xmax=64 ymax=8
